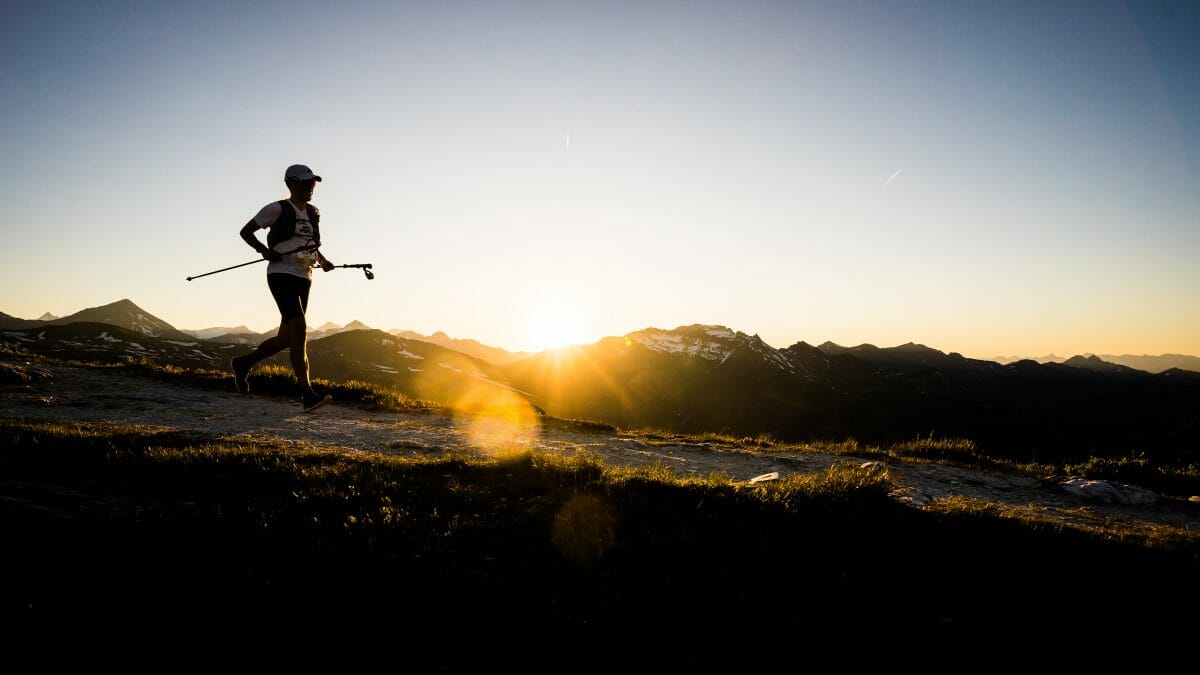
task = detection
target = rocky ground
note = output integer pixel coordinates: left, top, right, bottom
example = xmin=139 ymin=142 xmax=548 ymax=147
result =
xmin=3 ymin=357 xmax=1199 ymax=538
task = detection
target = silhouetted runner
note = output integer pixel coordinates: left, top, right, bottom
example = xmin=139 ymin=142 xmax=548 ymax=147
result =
xmin=230 ymin=164 xmax=334 ymax=412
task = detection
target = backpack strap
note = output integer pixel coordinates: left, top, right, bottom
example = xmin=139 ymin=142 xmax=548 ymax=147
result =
xmin=266 ymin=199 xmax=294 ymax=249
xmin=309 ymin=204 xmax=321 ymax=247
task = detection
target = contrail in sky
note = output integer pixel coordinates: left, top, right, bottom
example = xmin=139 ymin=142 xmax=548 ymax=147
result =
xmin=883 ymin=168 xmax=902 ymax=188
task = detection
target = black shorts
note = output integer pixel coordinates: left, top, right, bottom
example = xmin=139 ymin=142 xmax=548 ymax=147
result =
xmin=267 ymin=273 xmax=312 ymax=322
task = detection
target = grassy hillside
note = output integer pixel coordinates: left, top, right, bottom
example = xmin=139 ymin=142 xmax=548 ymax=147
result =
xmin=3 ymin=412 xmax=1197 ymax=671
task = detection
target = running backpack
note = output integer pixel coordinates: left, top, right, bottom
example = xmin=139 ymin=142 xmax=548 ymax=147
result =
xmin=266 ymin=200 xmax=321 ymax=249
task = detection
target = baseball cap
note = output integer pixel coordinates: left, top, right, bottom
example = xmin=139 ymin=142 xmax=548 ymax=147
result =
xmin=284 ymin=164 xmax=322 ymax=182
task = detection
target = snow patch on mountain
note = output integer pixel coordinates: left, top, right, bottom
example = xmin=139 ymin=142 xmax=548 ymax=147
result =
xmin=735 ymin=334 xmax=795 ymax=373
xmin=130 ymin=313 xmax=164 ymax=336
xmin=634 ymin=331 xmax=732 ymax=361
xmin=631 ymin=325 xmax=798 ymax=373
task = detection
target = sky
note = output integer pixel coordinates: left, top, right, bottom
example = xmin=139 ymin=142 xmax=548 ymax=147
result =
xmin=2 ymin=0 xmax=1198 ymax=358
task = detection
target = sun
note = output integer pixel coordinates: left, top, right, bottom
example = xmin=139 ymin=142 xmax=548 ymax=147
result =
xmin=527 ymin=301 xmax=588 ymax=351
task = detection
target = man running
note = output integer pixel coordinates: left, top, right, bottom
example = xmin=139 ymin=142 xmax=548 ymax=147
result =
xmin=230 ymin=163 xmax=335 ymax=412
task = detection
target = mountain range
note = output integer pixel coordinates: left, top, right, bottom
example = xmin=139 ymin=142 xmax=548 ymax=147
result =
xmin=4 ymin=299 xmax=1198 ymax=464
xmin=2 ymin=300 xmax=190 ymax=340
xmin=993 ymin=352 xmax=1200 ymax=374
xmin=174 ymin=319 xmax=534 ymax=364
xmin=1 ymin=302 xmax=524 ymax=417
xmin=7 ymin=300 xmax=1194 ymax=374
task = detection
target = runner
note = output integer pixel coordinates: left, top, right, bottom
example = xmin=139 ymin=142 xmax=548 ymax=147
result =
xmin=230 ymin=164 xmax=335 ymax=412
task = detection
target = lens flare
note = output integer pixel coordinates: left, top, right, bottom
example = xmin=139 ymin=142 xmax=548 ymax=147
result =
xmin=551 ymin=492 xmax=619 ymax=565
xmin=452 ymin=382 xmax=541 ymax=453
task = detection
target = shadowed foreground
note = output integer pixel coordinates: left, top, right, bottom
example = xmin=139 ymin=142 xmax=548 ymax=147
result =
xmin=3 ymin=418 xmax=1197 ymax=672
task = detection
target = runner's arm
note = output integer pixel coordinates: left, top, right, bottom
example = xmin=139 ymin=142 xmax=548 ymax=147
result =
xmin=316 ymin=248 xmax=335 ymax=271
xmin=240 ymin=219 xmax=282 ymax=261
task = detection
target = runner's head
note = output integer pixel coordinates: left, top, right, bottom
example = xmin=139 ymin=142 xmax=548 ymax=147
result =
xmin=284 ymin=164 xmax=321 ymax=202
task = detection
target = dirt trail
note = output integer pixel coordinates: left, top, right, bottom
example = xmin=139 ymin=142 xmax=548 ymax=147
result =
xmin=4 ymin=361 xmax=1198 ymax=537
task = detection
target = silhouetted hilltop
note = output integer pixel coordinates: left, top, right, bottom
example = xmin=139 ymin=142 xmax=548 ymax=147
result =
xmin=1058 ymin=354 xmax=1145 ymax=375
xmin=0 ymin=311 xmax=42 ymax=330
xmin=0 ymin=299 xmax=191 ymax=340
xmin=0 ymin=321 xmax=231 ymax=368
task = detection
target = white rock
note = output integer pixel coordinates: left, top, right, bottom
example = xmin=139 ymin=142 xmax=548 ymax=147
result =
xmin=1058 ymin=477 xmax=1157 ymax=505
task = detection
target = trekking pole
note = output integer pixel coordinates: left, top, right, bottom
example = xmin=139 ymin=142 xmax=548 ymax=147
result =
xmin=185 ymin=244 xmax=319 ymax=281
xmin=330 ymin=263 xmax=375 ymax=280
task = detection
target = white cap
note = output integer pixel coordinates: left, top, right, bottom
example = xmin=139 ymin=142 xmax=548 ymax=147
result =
xmin=284 ymin=164 xmax=322 ymax=183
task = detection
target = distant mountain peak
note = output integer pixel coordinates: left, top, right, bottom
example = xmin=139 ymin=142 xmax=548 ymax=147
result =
xmin=386 ymin=329 xmax=533 ymax=365
xmin=308 ymin=320 xmax=374 ymax=341
xmin=180 ymin=325 xmax=254 ymax=340
xmin=45 ymin=298 xmax=185 ymax=340
xmin=995 ymin=353 xmax=1200 ymax=374
xmin=1059 ymin=354 xmax=1143 ymax=374
xmin=817 ymin=341 xmax=879 ymax=355
xmin=698 ymin=324 xmax=735 ymax=339
xmin=650 ymin=324 xmax=737 ymax=339
xmin=37 ymin=312 xmax=60 ymax=321
xmin=624 ymin=324 xmax=793 ymax=371
xmin=891 ymin=342 xmax=950 ymax=358
xmin=104 ymin=298 xmax=141 ymax=311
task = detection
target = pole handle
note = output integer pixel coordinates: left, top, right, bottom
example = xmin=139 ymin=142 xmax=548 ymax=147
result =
xmin=330 ymin=263 xmax=375 ymax=279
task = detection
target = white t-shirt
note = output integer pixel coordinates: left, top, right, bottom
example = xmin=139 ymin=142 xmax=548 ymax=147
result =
xmin=253 ymin=201 xmax=319 ymax=279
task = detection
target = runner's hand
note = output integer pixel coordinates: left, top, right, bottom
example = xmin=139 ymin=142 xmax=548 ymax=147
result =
xmin=262 ymin=248 xmax=283 ymax=262
xmin=320 ymin=258 xmax=335 ymax=272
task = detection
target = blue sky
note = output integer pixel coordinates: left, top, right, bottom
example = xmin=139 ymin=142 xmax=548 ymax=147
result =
xmin=2 ymin=0 xmax=1197 ymax=356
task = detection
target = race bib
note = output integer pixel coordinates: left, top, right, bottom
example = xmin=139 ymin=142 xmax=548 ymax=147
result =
xmin=294 ymin=249 xmax=317 ymax=268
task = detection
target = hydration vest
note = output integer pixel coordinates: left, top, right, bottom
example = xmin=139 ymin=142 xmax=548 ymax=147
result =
xmin=267 ymin=200 xmax=321 ymax=249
